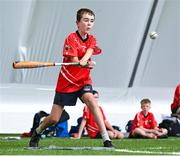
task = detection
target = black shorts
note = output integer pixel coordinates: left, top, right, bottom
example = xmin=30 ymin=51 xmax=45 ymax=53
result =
xmin=53 ymin=84 xmax=93 ymax=106
xmin=95 ymin=133 xmax=102 ymax=139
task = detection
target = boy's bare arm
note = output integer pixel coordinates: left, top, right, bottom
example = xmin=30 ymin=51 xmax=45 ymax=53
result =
xmin=72 ymin=118 xmax=87 ymax=139
xmin=77 ymin=118 xmax=87 ymax=138
xmin=104 ymin=120 xmax=114 ymax=132
xmin=140 ymin=126 xmax=156 ymax=133
xmin=104 ymin=120 xmax=118 ymax=137
xmin=70 ymin=55 xmax=95 ymax=68
xmin=79 ymin=48 xmax=93 ymax=66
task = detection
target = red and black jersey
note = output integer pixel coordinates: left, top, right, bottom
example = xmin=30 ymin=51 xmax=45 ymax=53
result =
xmin=83 ymin=106 xmax=106 ymax=138
xmin=56 ymin=31 xmax=101 ymax=93
xmin=131 ymin=111 xmax=157 ymax=131
xmin=171 ymin=84 xmax=180 ymax=112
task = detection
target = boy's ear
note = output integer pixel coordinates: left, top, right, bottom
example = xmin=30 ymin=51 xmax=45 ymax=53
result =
xmin=147 ymin=103 xmax=151 ymax=109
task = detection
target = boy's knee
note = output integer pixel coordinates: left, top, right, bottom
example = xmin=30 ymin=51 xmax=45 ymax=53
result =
xmin=133 ymin=128 xmax=141 ymax=133
xmin=162 ymin=128 xmax=168 ymax=134
xmin=85 ymin=98 xmax=94 ymax=105
xmin=82 ymin=93 xmax=94 ymax=103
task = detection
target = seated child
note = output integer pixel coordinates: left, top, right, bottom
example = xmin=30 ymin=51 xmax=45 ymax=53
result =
xmin=129 ymin=98 xmax=168 ymax=139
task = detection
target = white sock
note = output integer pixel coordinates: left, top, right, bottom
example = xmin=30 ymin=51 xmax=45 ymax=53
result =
xmin=101 ymin=131 xmax=110 ymax=141
xmin=35 ymin=117 xmax=46 ymax=134
xmin=36 ymin=124 xmax=43 ymax=134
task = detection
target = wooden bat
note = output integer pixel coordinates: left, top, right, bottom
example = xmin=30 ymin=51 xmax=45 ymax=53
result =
xmin=12 ymin=61 xmax=80 ymax=69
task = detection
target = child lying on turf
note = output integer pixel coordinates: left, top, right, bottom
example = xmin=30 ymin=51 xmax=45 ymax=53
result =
xmin=71 ymin=90 xmax=124 ymax=139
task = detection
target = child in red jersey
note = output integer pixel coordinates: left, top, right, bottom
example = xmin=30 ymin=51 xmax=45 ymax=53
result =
xmin=129 ymin=98 xmax=168 ymax=139
xmin=171 ymin=84 xmax=180 ymax=115
xmin=29 ymin=8 xmax=113 ymax=148
xmin=71 ymin=90 xmax=124 ymax=139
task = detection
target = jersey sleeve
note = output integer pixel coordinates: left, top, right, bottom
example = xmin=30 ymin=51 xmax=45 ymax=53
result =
xmin=63 ymin=34 xmax=78 ymax=57
xmin=150 ymin=113 xmax=158 ymax=128
xmin=133 ymin=112 xmax=143 ymax=128
xmin=133 ymin=114 xmax=139 ymax=127
xmin=88 ymin=35 xmax=102 ymax=55
xmin=93 ymin=46 xmax=102 ymax=55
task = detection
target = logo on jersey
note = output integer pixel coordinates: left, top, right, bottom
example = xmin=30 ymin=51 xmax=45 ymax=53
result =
xmin=81 ymin=46 xmax=86 ymax=53
xmin=65 ymin=45 xmax=70 ymax=51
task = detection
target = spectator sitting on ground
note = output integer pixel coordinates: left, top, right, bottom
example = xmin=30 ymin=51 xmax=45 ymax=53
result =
xmin=129 ymin=98 xmax=168 ymax=139
xmin=71 ymin=90 xmax=124 ymax=139
xmin=171 ymin=84 xmax=180 ymax=116
xmin=21 ymin=110 xmax=69 ymax=138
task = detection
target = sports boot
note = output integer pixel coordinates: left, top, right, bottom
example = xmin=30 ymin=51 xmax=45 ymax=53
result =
xmin=103 ymin=140 xmax=113 ymax=148
xmin=29 ymin=130 xmax=41 ymax=147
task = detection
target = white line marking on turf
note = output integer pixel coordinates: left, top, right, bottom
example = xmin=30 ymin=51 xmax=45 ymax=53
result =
xmin=0 ymin=137 xmax=21 ymax=140
xmin=115 ymin=149 xmax=180 ymax=155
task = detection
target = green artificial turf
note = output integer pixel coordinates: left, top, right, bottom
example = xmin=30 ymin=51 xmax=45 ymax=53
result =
xmin=0 ymin=135 xmax=180 ymax=155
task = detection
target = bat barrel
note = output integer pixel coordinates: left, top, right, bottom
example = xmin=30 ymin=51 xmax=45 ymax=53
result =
xmin=12 ymin=61 xmax=95 ymax=69
xmin=12 ymin=61 xmax=55 ymax=69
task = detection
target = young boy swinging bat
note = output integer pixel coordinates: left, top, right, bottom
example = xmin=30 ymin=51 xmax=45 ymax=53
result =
xmin=29 ymin=8 xmax=113 ymax=148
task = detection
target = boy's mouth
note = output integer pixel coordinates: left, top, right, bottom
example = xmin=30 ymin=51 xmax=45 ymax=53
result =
xmin=86 ymin=27 xmax=91 ymax=31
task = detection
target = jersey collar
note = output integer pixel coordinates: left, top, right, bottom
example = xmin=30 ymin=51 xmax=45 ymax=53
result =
xmin=76 ymin=30 xmax=89 ymax=43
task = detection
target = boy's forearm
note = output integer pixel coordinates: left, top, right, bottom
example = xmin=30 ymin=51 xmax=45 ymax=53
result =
xmin=105 ymin=121 xmax=114 ymax=131
xmin=80 ymin=48 xmax=93 ymax=62
xmin=143 ymin=128 xmax=158 ymax=133
xmin=140 ymin=127 xmax=153 ymax=133
xmin=69 ymin=49 xmax=95 ymax=68
xmin=77 ymin=118 xmax=87 ymax=137
xmin=70 ymin=49 xmax=93 ymax=64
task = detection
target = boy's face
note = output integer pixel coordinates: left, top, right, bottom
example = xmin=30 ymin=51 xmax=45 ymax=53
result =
xmin=141 ymin=103 xmax=151 ymax=114
xmin=76 ymin=13 xmax=95 ymax=35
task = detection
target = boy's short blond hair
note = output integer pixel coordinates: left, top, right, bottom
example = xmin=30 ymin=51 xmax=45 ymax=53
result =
xmin=140 ymin=98 xmax=151 ymax=105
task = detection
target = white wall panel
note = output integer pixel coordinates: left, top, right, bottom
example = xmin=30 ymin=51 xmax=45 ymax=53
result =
xmin=135 ymin=0 xmax=180 ymax=87
xmin=0 ymin=0 xmax=35 ymax=83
